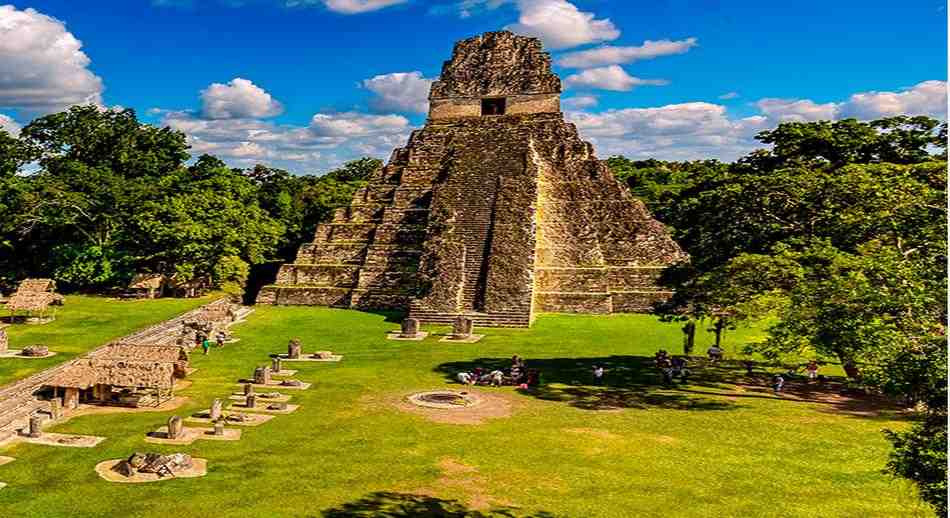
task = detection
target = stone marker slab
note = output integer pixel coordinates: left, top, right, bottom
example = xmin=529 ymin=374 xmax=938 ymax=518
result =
xmin=186 ymin=412 xmax=274 ymax=427
xmin=227 ymin=402 xmax=300 ymax=415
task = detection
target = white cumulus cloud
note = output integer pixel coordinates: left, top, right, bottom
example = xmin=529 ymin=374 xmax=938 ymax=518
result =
xmin=562 ymin=95 xmax=598 ymax=109
xmin=754 ymin=81 xmax=947 ymax=123
xmin=564 ymin=65 xmax=668 ymax=92
xmin=566 ymin=102 xmax=768 ymax=161
xmin=200 ymin=78 xmax=283 ymax=119
xmin=755 ymin=98 xmax=838 ymax=123
xmin=837 ymin=80 xmax=947 ymax=119
xmin=557 ymin=38 xmax=698 ymax=68
xmin=506 ymin=0 xmax=620 ymax=50
xmin=0 ymin=5 xmax=104 ymax=117
xmin=361 ymin=71 xmax=434 ymax=113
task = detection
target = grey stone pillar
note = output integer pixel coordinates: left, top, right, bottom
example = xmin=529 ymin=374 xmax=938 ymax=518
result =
xmin=400 ymin=318 xmax=420 ymax=337
xmin=272 ymin=357 xmax=282 ymax=373
xmin=243 ymin=383 xmax=254 ymax=396
xmin=210 ymin=399 xmax=222 ymax=420
xmin=28 ymin=415 xmax=42 ymax=438
xmin=246 ymin=394 xmax=257 ymax=409
xmin=453 ymin=316 xmax=474 ymax=337
xmin=50 ymin=398 xmax=62 ymax=420
xmin=288 ymin=339 xmax=302 ymax=359
xmin=167 ymin=415 xmax=183 ymax=439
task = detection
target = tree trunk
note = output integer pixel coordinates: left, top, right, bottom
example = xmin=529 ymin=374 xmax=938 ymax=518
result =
xmin=682 ymin=320 xmax=696 ymax=355
xmin=714 ymin=318 xmax=726 ymax=347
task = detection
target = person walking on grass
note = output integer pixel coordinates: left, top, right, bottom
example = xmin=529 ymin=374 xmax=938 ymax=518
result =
xmin=202 ymin=337 xmax=211 ymax=355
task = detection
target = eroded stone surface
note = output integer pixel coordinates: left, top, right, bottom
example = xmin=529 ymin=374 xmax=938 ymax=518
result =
xmin=258 ymin=31 xmax=685 ymax=327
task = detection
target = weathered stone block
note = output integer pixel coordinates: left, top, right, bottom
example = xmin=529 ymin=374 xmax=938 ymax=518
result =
xmin=167 ymin=415 xmax=183 ymax=439
xmin=287 ymin=339 xmax=302 ymax=359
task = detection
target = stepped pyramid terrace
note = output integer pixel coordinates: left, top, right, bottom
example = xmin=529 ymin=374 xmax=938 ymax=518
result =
xmin=257 ymin=31 xmax=686 ymax=327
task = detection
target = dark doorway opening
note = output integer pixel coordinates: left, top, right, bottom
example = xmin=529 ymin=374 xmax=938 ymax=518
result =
xmin=481 ymin=98 xmax=506 ymax=116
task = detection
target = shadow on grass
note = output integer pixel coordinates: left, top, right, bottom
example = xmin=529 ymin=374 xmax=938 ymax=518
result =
xmin=354 ymin=309 xmax=406 ymax=324
xmin=319 ymin=492 xmax=557 ymax=517
xmin=435 ymin=355 xmax=736 ymax=411
xmin=435 ymin=356 xmax=905 ymax=418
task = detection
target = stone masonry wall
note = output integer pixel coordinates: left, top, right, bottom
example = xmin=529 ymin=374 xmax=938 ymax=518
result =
xmin=258 ymin=31 xmax=686 ymax=326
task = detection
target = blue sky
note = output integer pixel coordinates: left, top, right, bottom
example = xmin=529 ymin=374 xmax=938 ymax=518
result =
xmin=0 ymin=0 xmax=946 ymax=172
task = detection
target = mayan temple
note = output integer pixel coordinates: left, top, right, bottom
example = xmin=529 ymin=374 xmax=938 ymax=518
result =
xmin=256 ymin=31 xmax=686 ymax=327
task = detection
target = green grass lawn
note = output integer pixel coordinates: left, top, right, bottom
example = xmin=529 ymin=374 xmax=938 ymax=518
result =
xmin=0 ymin=306 xmax=931 ymax=518
xmin=0 ymin=295 xmax=214 ymax=386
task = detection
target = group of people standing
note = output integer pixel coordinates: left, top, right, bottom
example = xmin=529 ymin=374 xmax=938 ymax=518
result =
xmin=195 ymin=330 xmax=228 ymax=355
xmin=456 ymin=355 xmax=540 ymax=388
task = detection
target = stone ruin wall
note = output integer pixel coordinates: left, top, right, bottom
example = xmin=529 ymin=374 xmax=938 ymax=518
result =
xmin=257 ymin=31 xmax=686 ymax=326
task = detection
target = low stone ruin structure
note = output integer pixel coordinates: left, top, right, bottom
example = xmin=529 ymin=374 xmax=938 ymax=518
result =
xmin=112 ymin=452 xmax=194 ymax=479
xmin=125 ymin=273 xmax=167 ymax=299
xmin=5 ymin=279 xmax=64 ymax=323
xmin=92 ymin=343 xmax=190 ymax=378
xmin=44 ymin=358 xmax=177 ymax=408
xmin=257 ymin=31 xmax=686 ymax=327
xmin=20 ymin=345 xmax=50 ymax=357
xmin=167 ymin=275 xmax=211 ymax=298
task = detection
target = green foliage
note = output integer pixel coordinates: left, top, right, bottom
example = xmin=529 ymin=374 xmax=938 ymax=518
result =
xmin=605 ymin=156 xmax=725 ymax=217
xmin=624 ymin=116 xmax=947 ymax=513
xmin=0 ymin=107 xmax=380 ymax=295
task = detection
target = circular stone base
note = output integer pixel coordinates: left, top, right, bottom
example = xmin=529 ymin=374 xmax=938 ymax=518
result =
xmin=95 ymin=458 xmax=207 ymax=483
xmin=407 ymin=390 xmax=481 ymax=409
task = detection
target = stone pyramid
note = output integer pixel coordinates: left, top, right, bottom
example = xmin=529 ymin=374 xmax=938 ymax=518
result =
xmin=257 ymin=31 xmax=686 ymax=327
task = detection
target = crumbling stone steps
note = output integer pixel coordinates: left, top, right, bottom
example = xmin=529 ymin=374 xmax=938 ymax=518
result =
xmin=408 ymin=309 xmax=530 ymax=328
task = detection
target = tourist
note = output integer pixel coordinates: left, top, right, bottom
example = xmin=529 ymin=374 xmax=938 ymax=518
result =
xmin=707 ymin=345 xmax=724 ymax=362
xmin=216 ymin=331 xmax=227 ymax=348
xmin=672 ymin=356 xmax=689 ymax=382
xmin=806 ymin=360 xmax=819 ymax=380
xmin=510 ymin=364 xmax=523 ymax=385
xmin=489 ymin=370 xmax=504 ymax=387
xmin=202 ymin=337 xmax=211 ymax=355
xmin=593 ymin=365 xmax=604 ymax=385
xmin=526 ymin=369 xmax=540 ymax=387
xmin=457 ymin=372 xmax=473 ymax=385
xmin=773 ymin=374 xmax=785 ymax=393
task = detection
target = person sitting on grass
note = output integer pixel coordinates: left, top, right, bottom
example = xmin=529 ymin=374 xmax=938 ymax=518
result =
xmin=672 ymin=356 xmax=689 ymax=382
xmin=457 ymin=371 xmax=474 ymax=385
xmin=492 ymin=370 xmax=506 ymax=387
xmin=707 ymin=345 xmax=724 ymax=362
xmin=511 ymin=364 xmax=525 ymax=385
xmin=215 ymin=331 xmax=227 ymax=347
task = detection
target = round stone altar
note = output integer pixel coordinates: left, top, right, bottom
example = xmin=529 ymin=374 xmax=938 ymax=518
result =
xmin=407 ymin=391 xmax=481 ymax=409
